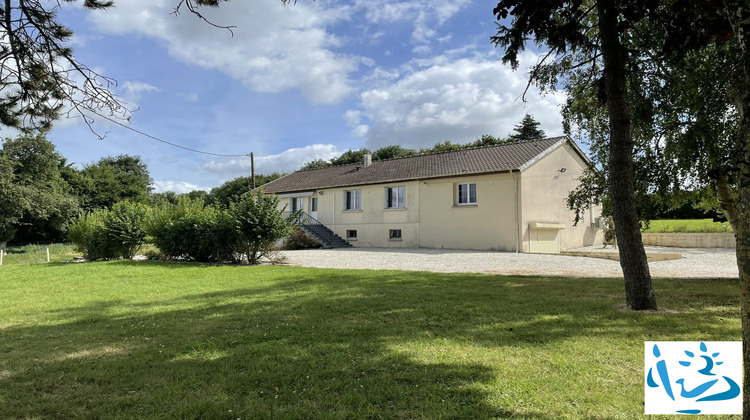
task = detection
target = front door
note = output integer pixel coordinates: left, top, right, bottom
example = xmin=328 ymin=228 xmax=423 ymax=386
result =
xmin=310 ymin=197 xmax=318 ymax=220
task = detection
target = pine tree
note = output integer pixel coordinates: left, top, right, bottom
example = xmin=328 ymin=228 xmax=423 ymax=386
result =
xmin=508 ymin=114 xmax=546 ymax=141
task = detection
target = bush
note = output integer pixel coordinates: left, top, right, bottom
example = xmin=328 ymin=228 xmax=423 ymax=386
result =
xmin=147 ymin=198 xmax=237 ymax=263
xmin=68 ymin=201 xmax=149 ymax=260
xmin=231 ymin=190 xmax=297 ymax=264
xmin=283 ymin=228 xmax=322 ymax=250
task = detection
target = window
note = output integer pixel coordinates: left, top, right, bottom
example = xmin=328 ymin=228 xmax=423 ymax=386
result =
xmin=389 ymin=229 xmax=402 ymax=240
xmin=290 ymin=197 xmax=304 ymax=212
xmin=457 ymin=183 xmax=477 ymax=205
xmin=384 ymin=186 xmax=406 ymax=209
xmin=311 ymin=197 xmax=318 ymax=212
xmin=343 ymin=190 xmax=361 ymax=211
xmin=346 ymin=230 xmax=357 ymax=239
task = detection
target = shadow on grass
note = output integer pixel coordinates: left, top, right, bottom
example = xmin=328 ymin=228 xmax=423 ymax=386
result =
xmin=0 ymin=262 xmax=741 ymax=418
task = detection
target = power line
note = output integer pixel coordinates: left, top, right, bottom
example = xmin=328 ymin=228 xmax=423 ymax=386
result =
xmin=87 ymin=109 xmax=251 ymax=158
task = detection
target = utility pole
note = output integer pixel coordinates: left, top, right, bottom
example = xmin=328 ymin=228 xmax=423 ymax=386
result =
xmin=250 ymin=152 xmax=255 ymax=189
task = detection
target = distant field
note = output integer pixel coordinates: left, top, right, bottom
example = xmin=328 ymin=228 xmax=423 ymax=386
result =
xmin=642 ymin=219 xmax=733 ymax=233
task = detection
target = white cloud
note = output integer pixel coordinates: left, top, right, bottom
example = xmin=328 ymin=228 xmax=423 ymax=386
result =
xmin=354 ymin=0 xmax=470 ymax=45
xmin=348 ymin=52 xmax=567 ymax=149
xmin=121 ymin=81 xmax=160 ymax=105
xmin=204 ymin=144 xmax=341 ymax=179
xmin=86 ymin=1 xmax=359 ymax=104
xmin=152 ymin=180 xmax=210 ymax=194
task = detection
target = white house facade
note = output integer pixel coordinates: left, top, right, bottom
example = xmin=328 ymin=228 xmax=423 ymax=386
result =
xmin=263 ymin=137 xmax=603 ymax=253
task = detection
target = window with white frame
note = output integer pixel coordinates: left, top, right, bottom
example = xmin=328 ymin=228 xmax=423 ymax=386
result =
xmin=384 ymin=186 xmax=406 ymax=209
xmin=343 ymin=190 xmax=361 ymax=211
xmin=389 ymin=229 xmax=402 ymax=240
xmin=456 ymin=182 xmax=477 ymax=205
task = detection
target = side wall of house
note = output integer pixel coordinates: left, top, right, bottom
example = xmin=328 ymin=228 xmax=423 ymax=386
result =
xmin=520 ymin=143 xmax=603 ymax=252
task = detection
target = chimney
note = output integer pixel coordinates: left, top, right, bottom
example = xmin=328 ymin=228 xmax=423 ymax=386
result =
xmin=363 ymin=153 xmax=372 ymax=168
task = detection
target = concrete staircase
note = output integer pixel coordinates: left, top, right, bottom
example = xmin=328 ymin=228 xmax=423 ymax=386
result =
xmin=285 ymin=211 xmax=352 ymax=249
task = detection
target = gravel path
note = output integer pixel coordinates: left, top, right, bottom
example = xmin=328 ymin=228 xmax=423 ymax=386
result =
xmin=280 ymin=246 xmax=738 ymax=278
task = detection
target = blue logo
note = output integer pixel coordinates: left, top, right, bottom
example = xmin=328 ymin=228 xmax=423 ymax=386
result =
xmin=645 ymin=341 xmax=741 ymax=414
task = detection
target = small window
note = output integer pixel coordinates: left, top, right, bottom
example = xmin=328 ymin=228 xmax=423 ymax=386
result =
xmin=457 ymin=183 xmax=477 ymax=205
xmin=311 ymin=197 xmax=318 ymax=212
xmin=389 ymin=229 xmax=402 ymax=240
xmin=343 ymin=190 xmax=361 ymax=211
xmin=384 ymin=186 xmax=406 ymax=209
xmin=346 ymin=230 xmax=357 ymax=239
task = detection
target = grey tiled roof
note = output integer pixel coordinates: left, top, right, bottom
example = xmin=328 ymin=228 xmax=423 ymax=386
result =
xmin=262 ymin=137 xmax=569 ymax=194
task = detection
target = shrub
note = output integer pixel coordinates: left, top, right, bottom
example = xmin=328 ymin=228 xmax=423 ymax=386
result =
xmin=231 ymin=190 xmax=297 ymax=264
xmin=69 ymin=211 xmax=111 ymax=260
xmin=147 ymin=198 xmax=237 ymax=263
xmin=283 ymin=228 xmax=322 ymax=250
xmin=68 ymin=201 xmax=150 ymax=260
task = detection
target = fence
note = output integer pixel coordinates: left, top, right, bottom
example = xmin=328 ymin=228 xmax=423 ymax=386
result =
xmin=0 ymin=245 xmax=61 ymax=266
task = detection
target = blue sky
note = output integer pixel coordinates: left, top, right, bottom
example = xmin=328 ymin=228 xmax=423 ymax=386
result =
xmin=34 ymin=0 xmax=566 ymax=193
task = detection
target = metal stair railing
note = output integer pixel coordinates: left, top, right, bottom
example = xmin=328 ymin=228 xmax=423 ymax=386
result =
xmin=282 ymin=211 xmax=350 ymax=248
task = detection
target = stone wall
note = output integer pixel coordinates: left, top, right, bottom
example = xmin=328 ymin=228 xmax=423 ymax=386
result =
xmin=641 ymin=233 xmax=736 ymax=248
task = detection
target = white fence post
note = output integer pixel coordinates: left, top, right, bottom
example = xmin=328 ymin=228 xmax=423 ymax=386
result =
xmin=46 ymin=248 xmax=50 ymax=263
xmin=0 ymin=250 xmax=3 ymax=266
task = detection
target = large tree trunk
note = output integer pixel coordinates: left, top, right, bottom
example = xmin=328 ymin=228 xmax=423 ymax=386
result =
xmin=725 ymin=1 xmax=750 ymax=415
xmin=597 ymin=1 xmax=657 ymax=310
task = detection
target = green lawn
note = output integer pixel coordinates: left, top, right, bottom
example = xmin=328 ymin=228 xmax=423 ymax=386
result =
xmin=0 ymin=259 xmax=741 ymax=419
xmin=642 ymin=218 xmax=734 ymax=233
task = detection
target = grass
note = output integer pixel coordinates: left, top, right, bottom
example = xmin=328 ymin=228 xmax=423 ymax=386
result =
xmin=642 ymin=219 xmax=734 ymax=233
xmin=1 ymin=243 xmax=80 ymax=265
xmin=0 ymin=260 xmax=741 ymax=419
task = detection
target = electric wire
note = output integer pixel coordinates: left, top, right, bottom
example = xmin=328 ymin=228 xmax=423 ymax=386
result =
xmin=86 ymin=109 xmax=251 ymax=158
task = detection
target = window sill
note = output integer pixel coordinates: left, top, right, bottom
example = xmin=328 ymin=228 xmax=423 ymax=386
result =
xmin=453 ymin=204 xmax=478 ymax=208
xmin=384 ymin=207 xmax=407 ymax=211
xmin=388 ymin=238 xmax=403 ymax=241
xmin=346 ymin=238 xmax=358 ymax=241
xmin=342 ymin=209 xmax=363 ymax=213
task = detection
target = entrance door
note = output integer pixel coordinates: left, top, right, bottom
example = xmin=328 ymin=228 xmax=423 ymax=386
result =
xmin=310 ymin=197 xmax=318 ymax=220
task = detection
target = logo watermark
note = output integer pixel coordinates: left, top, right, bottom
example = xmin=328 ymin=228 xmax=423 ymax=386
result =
xmin=645 ymin=341 xmax=741 ymax=415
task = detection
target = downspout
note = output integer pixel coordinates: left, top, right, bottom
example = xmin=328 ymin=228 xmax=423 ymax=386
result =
xmin=511 ymin=171 xmax=522 ymax=253
xmin=332 ymin=193 xmax=336 ymax=230
xmin=417 ymin=181 xmax=421 ymax=248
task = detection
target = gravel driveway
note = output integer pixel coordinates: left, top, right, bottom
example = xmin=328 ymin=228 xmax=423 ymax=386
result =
xmin=280 ymin=246 xmax=738 ymax=278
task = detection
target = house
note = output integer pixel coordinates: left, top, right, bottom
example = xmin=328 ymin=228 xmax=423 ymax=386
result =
xmin=262 ymin=137 xmax=603 ymax=253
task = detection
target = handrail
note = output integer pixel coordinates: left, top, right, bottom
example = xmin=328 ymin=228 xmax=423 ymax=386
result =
xmin=282 ymin=211 xmax=323 ymax=226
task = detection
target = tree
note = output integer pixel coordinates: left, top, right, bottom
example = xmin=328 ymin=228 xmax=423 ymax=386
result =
xmin=209 ymin=173 xmax=284 ymax=208
xmin=508 ymin=114 xmax=545 ymax=141
xmin=470 ymin=134 xmax=507 ymax=147
xmin=493 ymin=0 xmax=657 ymax=310
xmin=329 ymin=148 xmax=371 ymax=166
xmin=0 ymin=153 xmax=21 ymax=249
xmin=419 ymin=140 xmax=462 ymax=155
xmin=184 ymin=189 xmax=210 ymax=203
xmin=372 ymin=145 xmax=417 ymax=160
xmin=300 ymin=159 xmax=330 ymax=171
xmin=0 ymin=0 xmax=230 ymax=134
xmin=78 ymin=155 xmax=152 ymax=210
xmin=0 ymin=134 xmax=79 ymax=244
xmin=658 ymin=1 xmax=750 ymax=413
